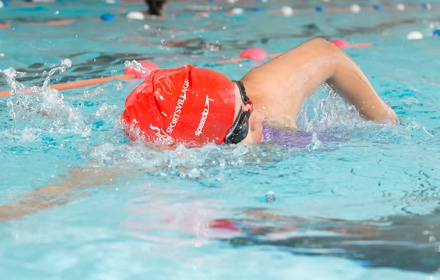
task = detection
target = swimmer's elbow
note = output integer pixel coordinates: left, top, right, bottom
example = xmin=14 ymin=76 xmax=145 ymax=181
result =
xmin=366 ymin=107 xmax=399 ymax=125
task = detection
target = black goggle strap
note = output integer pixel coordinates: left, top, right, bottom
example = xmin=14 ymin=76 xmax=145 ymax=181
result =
xmin=224 ymin=81 xmax=253 ymax=144
xmin=233 ymin=80 xmax=250 ymax=103
xmin=224 ymin=111 xmax=249 ymax=144
xmin=233 ymin=80 xmax=254 ymax=113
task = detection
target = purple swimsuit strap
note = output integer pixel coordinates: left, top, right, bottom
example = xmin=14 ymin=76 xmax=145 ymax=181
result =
xmin=262 ymin=127 xmax=313 ymax=148
xmin=262 ymin=127 xmax=349 ymax=148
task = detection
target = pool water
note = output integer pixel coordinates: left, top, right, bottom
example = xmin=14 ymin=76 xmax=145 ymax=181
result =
xmin=1 ymin=0 xmax=440 ymax=279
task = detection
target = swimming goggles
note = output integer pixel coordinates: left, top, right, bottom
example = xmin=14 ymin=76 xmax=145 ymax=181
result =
xmin=224 ymin=81 xmax=253 ymax=144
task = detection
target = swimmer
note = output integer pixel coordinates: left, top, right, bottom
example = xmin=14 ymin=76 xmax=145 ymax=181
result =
xmin=122 ymin=38 xmax=398 ymax=148
xmin=145 ymin=0 xmax=167 ymax=16
xmin=0 ymin=38 xmax=398 ymax=222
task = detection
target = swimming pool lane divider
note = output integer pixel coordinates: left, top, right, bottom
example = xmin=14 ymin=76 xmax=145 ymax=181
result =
xmin=122 ymin=2 xmax=439 ymax=19
xmin=0 ymin=60 xmax=160 ymax=97
xmin=217 ymin=40 xmax=370 ymax=63
xmin=0 ymin=74 xmax=135 ymax=97
xmin=0 ymin=42 xmax=364 ymax=95
xmin=1 ymin=5 xmax=436 ymax=40
xmin=0 ymin=41 xmax=370 ymax=96
xmin=0 ymin=60 xmax=160 ymax=96
xmin=1 ymin=1 xmax=437 ymax=26
xmin=0 ymin=53 xmax=271 ymax=96
xmin=0 ymin=57 xmax=245 ymax=97
xmin=3 ymin=2 xmax=432 ymax=43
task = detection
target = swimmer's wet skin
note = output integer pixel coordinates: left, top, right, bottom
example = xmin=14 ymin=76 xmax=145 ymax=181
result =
xmin=122 ymin=38 xmax=398 ymax=148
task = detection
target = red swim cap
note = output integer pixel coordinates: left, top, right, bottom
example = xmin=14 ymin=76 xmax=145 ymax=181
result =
xmin=121 ymin=65 xmax=236 ymax=147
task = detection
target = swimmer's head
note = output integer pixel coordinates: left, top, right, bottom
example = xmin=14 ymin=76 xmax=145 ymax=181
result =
xmin=145 ymin=0 xmax=167 ymax=16
xmin=122 ymin=64 xmax=236 ymax=147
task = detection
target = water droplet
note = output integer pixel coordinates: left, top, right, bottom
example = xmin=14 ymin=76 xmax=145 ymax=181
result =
xmin=114 ymin=82 xmax=123 ymax=90
xmin=61 ymin=58 xmax=72 ymax=68
xmin=266 ymin=191 xmax=276 ymax=202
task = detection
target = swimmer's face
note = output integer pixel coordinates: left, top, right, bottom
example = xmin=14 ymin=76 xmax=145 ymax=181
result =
xmin=240 ymin=110 xmax=264 ymax=144
xmin=231 ymin=84 xmax=264 ymax=144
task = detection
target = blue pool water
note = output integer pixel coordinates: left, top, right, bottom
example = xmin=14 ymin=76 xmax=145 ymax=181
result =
xmin=1 ymin=0 xmax=440 ymax=279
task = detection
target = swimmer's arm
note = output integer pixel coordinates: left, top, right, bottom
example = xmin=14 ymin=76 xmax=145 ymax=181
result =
xmin=0 ymin=144 xmax=178 ymax=222
xmin=0 ymin=166 xmax=133 ymax=222
xmin=242 ymin=38 xmax=397 ymax=126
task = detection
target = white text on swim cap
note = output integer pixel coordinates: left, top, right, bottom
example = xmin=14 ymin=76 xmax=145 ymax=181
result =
xmin=150 ymin=124 xmax=173 ymax=145
xmin=166 ymin=79 xmax=189 ymax=134
xmin=195 ymin=95 xmax=212 ymax=137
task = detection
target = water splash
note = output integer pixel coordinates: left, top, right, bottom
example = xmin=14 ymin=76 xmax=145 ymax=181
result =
xmin=297 ymin=85 xmax=362 ymax=133
xmin=296 ymin=85 xmax=433 ymax=145
xmin=1 ymin=59 xmax=91 ymax=140
xmin=41 ymin=59 xmax=72 ymax=91
xmin=124 ymin=60 xmax=152 ymax=75
xmin=1 ymin=68 xmax=26 ymax=104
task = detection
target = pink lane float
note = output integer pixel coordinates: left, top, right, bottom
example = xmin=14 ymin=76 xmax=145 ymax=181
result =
xmin=218 ymin=47 xmax=282 ymax=64
xmin=330 ymin=38 xmax=371 ymax=49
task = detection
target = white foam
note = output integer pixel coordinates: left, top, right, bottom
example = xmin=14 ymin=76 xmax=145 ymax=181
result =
xmin=350 ymin=4 xmax=361 ymax=13
xmin=127 ymin=11 xmax=145 ymax=20
xmin=281 ymin=6 xmax=294 ymax=16
xmin=407 ymin=31 xmax=423 ymax=40
xmin=396 ymin=3 xmax=405 ymax=11
xmin=230 ymin=7 xmax=243 ymax=15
